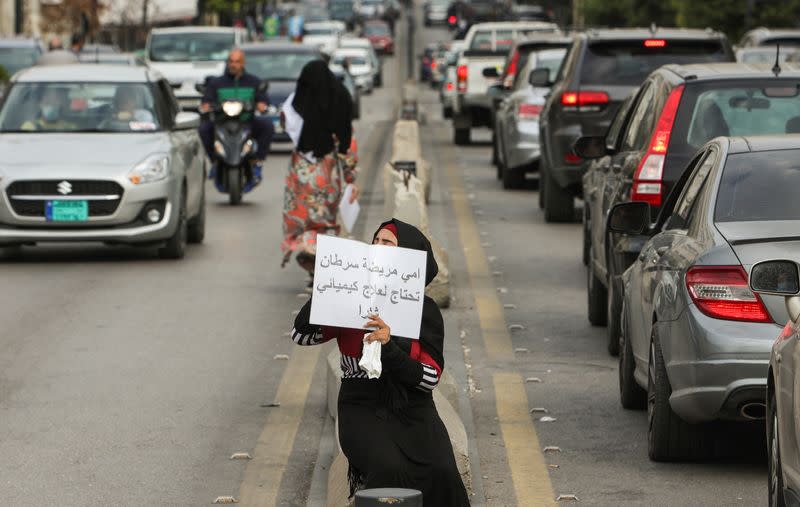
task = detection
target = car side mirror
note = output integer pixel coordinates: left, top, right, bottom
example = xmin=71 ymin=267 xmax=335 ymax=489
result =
xmin=750 ymin=260 xmax=800 ymax=296
xmin=529 ymin=68 xmax=550 ymax=87
xmin=573 ymin=136 xmax=606 ymax=159
xmin=608 ymin=202 xmax=650 ymax=235
xmin=482 ymin=66 xmax=500 ymax=78
xmin=174 ymin=111 xmax=200 ymax=130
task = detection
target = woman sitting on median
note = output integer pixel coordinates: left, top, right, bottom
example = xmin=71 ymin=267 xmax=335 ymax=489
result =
xmin=291 ymin=219 xmax=470 ymax=506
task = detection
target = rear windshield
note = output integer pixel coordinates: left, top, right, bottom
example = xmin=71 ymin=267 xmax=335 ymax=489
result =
xmin=672 ymin=81 xmax=800 ymax=153
xmin=715 ymin=151 xmax=800 ymax=222
xmin=580 ymin=40 xmax=730 ymax=86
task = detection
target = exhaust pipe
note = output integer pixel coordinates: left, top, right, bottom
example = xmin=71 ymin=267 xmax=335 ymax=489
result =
xmin=740 ymin=402 xmax=766 ymax=420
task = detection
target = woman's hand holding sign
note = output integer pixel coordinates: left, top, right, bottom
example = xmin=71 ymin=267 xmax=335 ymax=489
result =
xmin=364 ymin=314 xmax=391 ymax=345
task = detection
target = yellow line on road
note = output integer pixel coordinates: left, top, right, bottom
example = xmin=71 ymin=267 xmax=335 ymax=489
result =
xmin=442 ymin=134 xmax=554 ymax=505
xmin=238 ymin=345 xmax=322 ymax=506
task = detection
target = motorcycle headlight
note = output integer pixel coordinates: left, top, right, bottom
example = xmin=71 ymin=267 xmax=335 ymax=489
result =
xmin=241 ymin=139 xmax=254 ymax=156
xmin=128 ymin=154 xmax=170 ymax=185
xmin=214 ymin=140 xmax=226 ymax=157
xmin=222 ymin=100 xmax=244 ymax=117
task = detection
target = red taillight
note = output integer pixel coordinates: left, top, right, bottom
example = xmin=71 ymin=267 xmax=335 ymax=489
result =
xmin=564 ymin=152 xmax=582 ymax=164
xmin=448 ymin=15 xmax=456 ymax=24
xmin=632 ymin=84 xmax=684 ymax=207
xmin=644 ymin=39 xmax=666 ymax=48
xmin=446 ymin=82 xmax=454 ymax=91
xmin=560 ymin=90 xmax=609 ymax=109
xmin=504 ymin=50 xmax=520 ymax=88
xmin=431 ymin=61 xmax=437 ymax=70
xmin=686 ymin=266 xmax=772 ymax=323
xmin=457 ymin=64 xmax=468 ymax=92
xmin=517 ymin=103 xmax=542 ymax=119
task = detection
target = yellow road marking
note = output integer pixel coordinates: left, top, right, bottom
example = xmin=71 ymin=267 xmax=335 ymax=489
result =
xmin=238 ymin=345 xmax=322 ymax=506
xmin=442 ymin=133 xmax=555 ymax=505
xmin=494 ymin=373 xmax=556 ymax=506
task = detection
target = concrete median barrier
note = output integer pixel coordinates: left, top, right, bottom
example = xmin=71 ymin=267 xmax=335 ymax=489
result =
xmin=325 ymin=349 xmax=470 ymax=505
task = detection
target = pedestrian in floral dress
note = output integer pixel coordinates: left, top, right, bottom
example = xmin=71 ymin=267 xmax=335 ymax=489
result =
xmin=281 ymin=60 xmax=359 ymax=280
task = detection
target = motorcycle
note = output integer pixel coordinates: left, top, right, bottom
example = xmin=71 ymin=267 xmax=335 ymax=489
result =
xmin=203 ymin=98 xmax=262 ymax=205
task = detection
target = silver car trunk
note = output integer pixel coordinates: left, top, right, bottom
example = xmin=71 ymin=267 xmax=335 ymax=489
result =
xmin=716 ymin=220 xmax=800 ymax=323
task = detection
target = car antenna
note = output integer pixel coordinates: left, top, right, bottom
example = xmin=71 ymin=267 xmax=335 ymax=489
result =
xmin=773 ymin=44 xmax=782 ymax=77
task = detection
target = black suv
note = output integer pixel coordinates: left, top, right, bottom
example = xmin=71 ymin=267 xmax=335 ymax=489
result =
xmin=537 ymin=28 xmax=734 ymax=223
xmin=576 ymin=62 xmax=800 ymax=355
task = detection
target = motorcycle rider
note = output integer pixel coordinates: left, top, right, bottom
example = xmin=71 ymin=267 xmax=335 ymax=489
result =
xmin=199 ymin=48 xmax=274 ymax=181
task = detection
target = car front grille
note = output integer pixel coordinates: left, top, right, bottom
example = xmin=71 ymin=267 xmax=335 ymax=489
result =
xmin=6 ymin=180 xmax=124 ymax=218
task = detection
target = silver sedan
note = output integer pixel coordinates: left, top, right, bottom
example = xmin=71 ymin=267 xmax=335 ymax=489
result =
xmin=611 ymin=136 xmax=799 ymax=461
xmin=0 ymin=65 xmax=206 ymax=259
xmin=494 ymin=48 xmax=565 ymax=189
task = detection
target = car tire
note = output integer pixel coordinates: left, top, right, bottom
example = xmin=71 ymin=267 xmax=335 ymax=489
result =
xmin=619 ymin=300 xmax=646 ymax=409
xmin=228 ymin=167 xmax=242 ymax=205
xmin=454 ymin=127 xmax=470 ymax=145
xmin=443 ymin=106 xmax=452 ymax=119
xmin=768 ymin=389 xmax=787 ymax=507
xmin=607 ymin=276 xmax=622 ymax=356
xmin=159 ymin=188 xmax=188 ymax=260
xmin=543 ymin=168 xmax=574 ymax=223
xmin=538 ymin=168 xmax=545 ymax=209
xmin=187 ymin=185 xmax=206 ymax=245
xmin=502 ymin=165 xmax=525 ymax=190
xmin=582 ymin=208 xmax=590 ymax=266
xmin=647 ymin=327 xmax=707 ymax=461
xmin=0 ymin=244 xmax=23 ymax=259
xmin=587 ymin=248 xmax=608 ymax=326
xmin=491 ymin=131 xmax=499 ymax=167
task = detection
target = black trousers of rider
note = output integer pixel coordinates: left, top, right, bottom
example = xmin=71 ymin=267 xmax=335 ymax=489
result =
xmin=199 ymin=117 xmax=274 ymax=161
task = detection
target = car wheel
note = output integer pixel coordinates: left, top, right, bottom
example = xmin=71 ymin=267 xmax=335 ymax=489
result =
xmin=443 ymin=106 xmax=452 ymax=119
xmin=768 ymin=389 xmax=787 ymax=507
xmin=582 ymin=207 xmax=590 ymax=266
xmin=607 ymin=276 xmax=622 ymax=356
xmin=647 ymin=326 xmax=707 ymax=461
xmin=454 ymin=127 xmax=470 ymax=145
xmin=587 ymin=248 xmax=608 ymax=326
xmin=538 ymin=166 xmax=546 ymax=210
xmin=543 ymin=168 xmax=575 ymax=223
xmin=187 ymin=184 xmax=206 ymax=245
xmin=159 ymin=188 xmax=188 ymax=260
xmin=491 ymin=131 xmax=499 ymax=167
xmin=619 ymin=300 xmax=646 ymax=409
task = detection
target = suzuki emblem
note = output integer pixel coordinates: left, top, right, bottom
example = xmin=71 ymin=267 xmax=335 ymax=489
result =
xmin=57 ymin=181 xmax=72 ymax=195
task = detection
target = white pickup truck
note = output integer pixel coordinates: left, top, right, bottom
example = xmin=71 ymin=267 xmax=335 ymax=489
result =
xmin=452 ymin=21 xmax=560 ymax=145
xmin=145 ymin=26 xmax=249 ymax=111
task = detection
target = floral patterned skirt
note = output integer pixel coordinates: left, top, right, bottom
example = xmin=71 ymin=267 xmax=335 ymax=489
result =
xmin=281 ymin=152 xmax=343 ymax=257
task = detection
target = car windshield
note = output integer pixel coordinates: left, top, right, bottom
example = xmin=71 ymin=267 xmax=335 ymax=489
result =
xmin=149 ymin=32 xmax=234 ymax=62
xmin=715 ymin=150 xmax=800 ymax=222
xmin=334 ymin=54 xmax=367 ymax=65
xmin=246 ymin=52 xmax=321 ymax=80
xmin=364 ymin=24 xmax=389 ymax=36
xmin=0 ymin=82 xmax=160 ymax=133
xmin=580 ymin=40 xmax=730 ymax=86
xmin=0 ymin=47 xmax=39 ymax=76
xmin=678 ymin=83 xmax=800 ymax=150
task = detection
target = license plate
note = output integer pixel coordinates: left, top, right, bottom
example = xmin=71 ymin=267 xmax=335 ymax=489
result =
xmin=46 ymin=200 xmax=89 ymax=222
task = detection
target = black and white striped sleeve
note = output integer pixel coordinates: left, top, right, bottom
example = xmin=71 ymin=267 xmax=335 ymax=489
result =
xmin=417 ymin=363 xmax=440 ymax=392
xmin=291 ymin=298 xmax=327 ymax=346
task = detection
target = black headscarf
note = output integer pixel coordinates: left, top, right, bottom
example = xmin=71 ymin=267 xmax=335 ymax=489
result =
xmin=373 ymin=218 xmax=444 ymax=371
xmin=292 ymin=60 xmax=353 ymax=158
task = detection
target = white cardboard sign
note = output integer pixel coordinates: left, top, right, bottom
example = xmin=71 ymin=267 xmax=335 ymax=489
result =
xmin=309 ymin=234 xmax=427 ymax=339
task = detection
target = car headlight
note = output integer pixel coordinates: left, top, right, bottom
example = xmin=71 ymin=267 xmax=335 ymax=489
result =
xmin=128 ymin=154 xmax=170 ymax=185
xmin=214 ymin=140 xmax=226 ymax=157
xmin=222 ymin=100 xmax=243 ymax=117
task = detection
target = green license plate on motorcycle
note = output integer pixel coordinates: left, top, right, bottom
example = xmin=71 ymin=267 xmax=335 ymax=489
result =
xmin=46 ymin=200 xmax=89 ymax=221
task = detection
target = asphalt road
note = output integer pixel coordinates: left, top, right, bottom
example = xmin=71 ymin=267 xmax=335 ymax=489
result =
xmin=0 ymin=9 xmax=769 ymax=507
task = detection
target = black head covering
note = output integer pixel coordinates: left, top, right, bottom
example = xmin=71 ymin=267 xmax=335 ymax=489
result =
xmin=292 ymin=60 xmax=353 ymax=158
xmin=372 ymin=219 xmax=444 ymax=370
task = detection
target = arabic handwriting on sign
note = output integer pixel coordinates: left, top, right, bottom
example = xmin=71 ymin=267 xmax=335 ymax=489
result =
xmin=316 ymin=278 xmax=359 ymax=294
xmin=343 ymin=260 xmax=360 ymax=271
xmin=362 ymin=283 xmax=389 ymax=299
xmin=359 ymin=304 xmax=380 ymax=319
xmin=401 ymin=268 xmax=420 ymax=282
xmin=388 ymin=288 xmax=421 ymax=304
xmin=320 ymin=253 xmax=346 ymax=269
